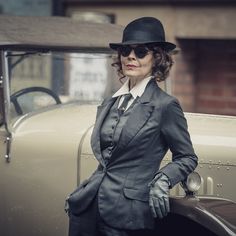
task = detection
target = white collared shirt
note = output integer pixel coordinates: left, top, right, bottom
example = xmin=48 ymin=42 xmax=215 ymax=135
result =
xmin=112 ymin=76 xmax=153 ymax=110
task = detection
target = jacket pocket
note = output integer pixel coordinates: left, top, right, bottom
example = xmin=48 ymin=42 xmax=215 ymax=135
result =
xmin=123 ymin=188 xmax=149 ymax=202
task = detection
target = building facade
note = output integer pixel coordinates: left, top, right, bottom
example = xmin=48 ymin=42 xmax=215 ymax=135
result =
xmin=63 ymin=0 xmax=236 ymax=116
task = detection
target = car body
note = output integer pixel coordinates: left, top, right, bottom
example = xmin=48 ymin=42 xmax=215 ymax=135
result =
xmin=0 ymin=15 xmax=235 ymax=236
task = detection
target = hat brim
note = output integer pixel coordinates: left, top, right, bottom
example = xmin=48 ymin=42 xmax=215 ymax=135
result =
xmin=109 ymin=40 xmax=176 ymax=52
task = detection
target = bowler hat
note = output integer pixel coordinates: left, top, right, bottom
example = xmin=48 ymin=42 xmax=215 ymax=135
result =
xmin=109 ymin=17 xmax=176 ymax=51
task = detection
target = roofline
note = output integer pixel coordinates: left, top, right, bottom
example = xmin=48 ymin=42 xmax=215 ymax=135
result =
xmin=63 ymin=0 xmax=236 ymax=6
xmin=0 ymin=45 xmax=114 ymax=53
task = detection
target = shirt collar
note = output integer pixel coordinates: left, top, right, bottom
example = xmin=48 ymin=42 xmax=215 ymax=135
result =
xmin=112 ymin=76 xmax=153 ymax=99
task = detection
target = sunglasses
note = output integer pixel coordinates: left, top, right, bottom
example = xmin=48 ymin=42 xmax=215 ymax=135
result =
xmin=118 ymin=45 xmax=151 ymax=59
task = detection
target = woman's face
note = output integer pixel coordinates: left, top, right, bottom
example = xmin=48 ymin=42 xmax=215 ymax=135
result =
xmin=120 ymin=45 xmax=154 ymax=81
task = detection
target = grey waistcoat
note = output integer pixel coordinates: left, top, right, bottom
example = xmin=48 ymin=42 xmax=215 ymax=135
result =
xmin=100 ymin=96 xmax=137 ymax=164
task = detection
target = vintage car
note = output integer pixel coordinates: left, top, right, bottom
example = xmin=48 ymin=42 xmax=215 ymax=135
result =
xmin=0 ymin=15 xmax=235 ymax=236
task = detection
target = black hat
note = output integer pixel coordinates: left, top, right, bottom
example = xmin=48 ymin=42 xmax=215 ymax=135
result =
xmin=109 ymin=17 xmax=176 ymax=52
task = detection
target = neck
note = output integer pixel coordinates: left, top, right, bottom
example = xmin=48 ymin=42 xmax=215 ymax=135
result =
xmin=129 ymin=77 xmax=143 ymax=90
xmin=128 ymin=76 xmax=152 ymax=90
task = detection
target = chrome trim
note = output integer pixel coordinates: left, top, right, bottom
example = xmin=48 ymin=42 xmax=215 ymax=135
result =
xmin=1 ymin=50 xmax=12 ymax=162
xmin=1 ymin=51 xmax=11 ymax=132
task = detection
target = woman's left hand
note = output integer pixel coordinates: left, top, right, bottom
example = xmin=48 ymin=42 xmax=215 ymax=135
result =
xmin=149 ymin=173 xmax=170 ymax=218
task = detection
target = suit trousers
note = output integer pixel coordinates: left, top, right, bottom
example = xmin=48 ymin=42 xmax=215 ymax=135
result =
xmin=68 ymin=194 xmax=156 ymax=236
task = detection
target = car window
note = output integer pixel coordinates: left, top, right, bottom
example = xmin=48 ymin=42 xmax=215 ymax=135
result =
xmin=8 ymin=51 xmax=120 ymax=120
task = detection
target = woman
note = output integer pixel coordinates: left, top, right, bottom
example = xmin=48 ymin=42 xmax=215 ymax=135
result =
xmin=67 ymin=17 xmax=198 ymax=236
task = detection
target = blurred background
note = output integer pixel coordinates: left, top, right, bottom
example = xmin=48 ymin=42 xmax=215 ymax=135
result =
xmin=1 ymin=0 xmax=236 ymax=116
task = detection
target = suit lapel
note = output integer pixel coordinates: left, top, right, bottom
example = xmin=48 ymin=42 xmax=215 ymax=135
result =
xmin=91 ymin=97 xmax=117 ymax=165
xmin=113 ymin=79 xmax=158 ymax=154
xmin=114 ymin=103 xmax=154 ymax=152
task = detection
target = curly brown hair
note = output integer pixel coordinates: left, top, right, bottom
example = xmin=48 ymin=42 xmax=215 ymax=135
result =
xmin=111 ymin=44 xmax=174 ymax=82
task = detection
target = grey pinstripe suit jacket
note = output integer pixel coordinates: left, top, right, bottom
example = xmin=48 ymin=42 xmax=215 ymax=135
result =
xmin=68 ymin=78 xmax=198 ymax=230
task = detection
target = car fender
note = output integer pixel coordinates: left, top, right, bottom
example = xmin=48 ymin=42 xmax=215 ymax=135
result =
xmin=169 ymin=196 xmax=236 ymax=236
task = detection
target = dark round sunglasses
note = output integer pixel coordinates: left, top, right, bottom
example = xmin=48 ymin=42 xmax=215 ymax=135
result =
xmin=118 ymin=45 xmax=151 ymax=59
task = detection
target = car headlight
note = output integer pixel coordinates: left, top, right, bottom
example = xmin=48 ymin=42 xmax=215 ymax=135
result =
xmin=181 ymin=171 xmax=201 ymax=195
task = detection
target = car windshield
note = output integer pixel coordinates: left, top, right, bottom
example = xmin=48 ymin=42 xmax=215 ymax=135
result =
xmin=8 ymin=51 xmax=120 ymax=120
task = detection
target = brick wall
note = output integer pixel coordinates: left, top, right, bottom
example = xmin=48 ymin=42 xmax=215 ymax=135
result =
xmin=196 ymin=40 xmax=236 ymax=116
xmin=172 ymin=40 xmax=197 ymax=112
xmin=172 ymin=39 xmax=236 ymax=116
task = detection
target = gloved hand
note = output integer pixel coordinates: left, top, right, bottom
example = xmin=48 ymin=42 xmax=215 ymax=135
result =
xmin=149 ymin=173 xmax=170 ymax=219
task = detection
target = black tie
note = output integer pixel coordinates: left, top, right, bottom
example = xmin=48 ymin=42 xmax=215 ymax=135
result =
xmin=118 ymin=93 xmax=132 ymax=114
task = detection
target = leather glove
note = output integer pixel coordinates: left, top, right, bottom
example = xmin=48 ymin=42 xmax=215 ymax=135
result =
xmin=149 ymin=173 xmax=170 ymax=219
